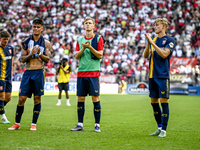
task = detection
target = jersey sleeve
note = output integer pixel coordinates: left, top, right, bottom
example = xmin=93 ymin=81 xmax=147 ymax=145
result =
xmin=76 ymin=41 xmax=80 ymax=51
xmin=97 ymin=36 xmax=104 ymax=51
xmin=165 ymin=38 xmax=175 ymax=51
xmin=11 ymin=46 xmax=14 ymax=57
xmin=22 ymin=40 xmax=28 ymax=50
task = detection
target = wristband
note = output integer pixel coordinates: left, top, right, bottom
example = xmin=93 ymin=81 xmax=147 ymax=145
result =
xmin=39 ymin=52 xmax=42 ymax=56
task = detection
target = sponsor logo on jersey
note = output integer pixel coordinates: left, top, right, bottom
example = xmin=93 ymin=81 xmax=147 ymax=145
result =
xmin=2 ymin=56 xmax=12 ymax=60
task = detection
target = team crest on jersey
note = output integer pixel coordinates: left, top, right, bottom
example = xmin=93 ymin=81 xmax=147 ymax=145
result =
xmin=0 ymin=86 xmax=3 ymax=90
xmin=169 ymin=42 xmax=174 ymax=48
xmin=162 ymin=40 xmax=166 ymax=45
xmin=9 ymin=49 xmax=12 ymax=54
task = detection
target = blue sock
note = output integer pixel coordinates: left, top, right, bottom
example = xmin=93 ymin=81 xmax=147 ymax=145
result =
xmin=151 ymin=103 xmax=162 ymax=128
xmin=161 ymin=103 xmax=169 ymax=131
xmin=32 ymin=103 xmax=41 ymax=124
xmin=77 ymin=102 xmax=85 ymax=123
xmin=15 ymin=105 xmax=24 ymax=123
xmin=4 ymin=101 xmax=8 ymax=106
xmin=93 ymin=101 xmax=101 ymax=124
xmin=0 ymin=100 xmax=5 ymax=115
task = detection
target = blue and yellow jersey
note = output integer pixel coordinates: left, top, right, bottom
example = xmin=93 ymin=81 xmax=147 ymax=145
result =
xmin=149 ymin=35 xmax=175 ymax=79
xmin=0 ymin=44 xmax=13 ymax=81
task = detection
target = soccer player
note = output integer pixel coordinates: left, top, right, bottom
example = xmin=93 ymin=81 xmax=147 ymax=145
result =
xmin=56 ymin=58 xmax=71 ymax=106
xmin=70 ymin=18 xmax=104 ymax=132
xmin=8 ymin=18 xmax=51 ymax=131
xmin=143 ymin=18 xmax=175 ymax=137
xmin=0 ymin=29 xmax=13 ymax=124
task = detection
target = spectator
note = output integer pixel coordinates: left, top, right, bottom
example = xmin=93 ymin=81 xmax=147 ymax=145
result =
xmin=0 ymin=0 xmax=199 ymax=85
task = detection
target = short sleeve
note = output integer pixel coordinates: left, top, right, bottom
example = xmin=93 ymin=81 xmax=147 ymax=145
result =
xmin=12 ymin=47 xmax=14 ymax=57
xmin=165 ymin=38 xmax=175 ymax=51
xmin=22 ymin=41 xmax=28 ymax=50
xmin=97 ymin=37 xmax=104 ymax=51
xmin=76 ymin=41 xmax=80 ymax=51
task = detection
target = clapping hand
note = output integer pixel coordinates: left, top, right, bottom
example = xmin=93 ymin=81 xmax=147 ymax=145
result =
xmin=29 ymin=46 xmax=37 ymax=56
xmin=36 ymin=45 xmax=41 ymax=55
xmin=144 ymin=33 xmax=153 ymax=44
xmin=81 ymin=41 xmax=91 ymax=49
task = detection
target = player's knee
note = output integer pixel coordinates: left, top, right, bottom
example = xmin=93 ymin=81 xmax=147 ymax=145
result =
xmin=18 ymin=96 xmax=27 ymax=105
xmin=92 ymin=96 xmax=100 ymax=102
xmin=0 ymin=96 xmax=5 ymax=100
xmin=5 ymin=98 xmax=11 ymax=102
xmin=151 ymin=98 xmax=159 ymax=103
xmin=0 ymin=92 xmax=5 ymax=100
xmin=160 ymin=98 xmax=168 ymax=103
xmin=5 ymin=94 xmax=11 ymax=102
xmin=34 ymin=96 xmax=41 ymax=104
xmin=78 ymin=97 xmax=85 ymax=102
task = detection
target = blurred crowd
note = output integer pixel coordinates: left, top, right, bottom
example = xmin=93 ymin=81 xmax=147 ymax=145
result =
xmin=0 ymin=0 xmax=200 ymax=84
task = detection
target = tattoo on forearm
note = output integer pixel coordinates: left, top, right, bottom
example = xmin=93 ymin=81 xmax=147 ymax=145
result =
xmin=26 ymin=63 xmax=30 ymax=69
xmin=45 ymin=51 xmax=51 ymax=57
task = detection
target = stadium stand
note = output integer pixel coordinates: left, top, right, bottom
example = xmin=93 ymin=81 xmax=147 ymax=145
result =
xmin=0 ymin=0 xmax=200 ymax=85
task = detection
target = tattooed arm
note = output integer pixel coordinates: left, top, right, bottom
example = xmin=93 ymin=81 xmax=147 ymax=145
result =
xmin=37 ymin=40 xmax=51 ymax=63
xmin=20 ymin=48 xmax=35 ymax=63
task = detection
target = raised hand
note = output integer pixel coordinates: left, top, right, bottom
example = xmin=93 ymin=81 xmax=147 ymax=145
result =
xmin=30 ymin=46 xmax=37 ymax=56
xmin=81 ymin=41 xmax=91 ymax=49
xmin=36 ymin=45 xmax=41 ymax=55
xmin=144 ymin=33 xmax=153 ymax=44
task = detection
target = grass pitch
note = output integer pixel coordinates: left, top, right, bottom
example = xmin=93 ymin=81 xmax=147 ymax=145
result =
xmin=0 ymin=93 xmax=200 ymax=150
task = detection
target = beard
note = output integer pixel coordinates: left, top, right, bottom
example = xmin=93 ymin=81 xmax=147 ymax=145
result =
xmin=33 ymin=33 xmax=40 ymax=36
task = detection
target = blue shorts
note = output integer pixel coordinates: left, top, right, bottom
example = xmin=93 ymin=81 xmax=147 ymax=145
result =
xmin=77 ymin=77 xmax=100 ymax=96
xmin=19 ymin=69 xmax=44 ymax=98
xmin=149 ymin=78 xmax=170 ymax=99
xmin=0 ymin=80 xmax=12 ymax=93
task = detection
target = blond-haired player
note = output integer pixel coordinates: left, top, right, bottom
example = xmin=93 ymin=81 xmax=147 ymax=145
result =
xmin=70 ymin=18 xmax=104 ymax=132
xmin=144 ymin=18 xmax=175 ymax=137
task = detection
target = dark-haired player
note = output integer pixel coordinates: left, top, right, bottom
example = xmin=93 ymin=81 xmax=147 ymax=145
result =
xmin=71 ymin=18 xmax=104 ymax=132
xmin=144 ymin=18 xmax=175 ymax=137
xmin=0 ymin=29 xmax=13 ymax=124
xmin=8 ymin=18 xmax=51 ymax=131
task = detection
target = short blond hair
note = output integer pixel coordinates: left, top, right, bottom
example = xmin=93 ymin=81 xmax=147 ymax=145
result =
xmin=154 ymin=18 xmax=168 ymax=30
xmin=83 ymin=18 xmax=95 ymax=26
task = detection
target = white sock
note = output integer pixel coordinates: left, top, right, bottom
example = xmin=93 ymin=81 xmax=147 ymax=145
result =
xmin=67 ymin=99 xmax=70 ymax=103
xmin=158 ymin=127 xmax=162 ymax=130
xmin=1 ymin=114 xmax=6 ymax=120
xmin=15 ymin=122 xmax=20 ymax=125
xmin=78 ymin=122 xmax=83 ymax=127
xmin=31 ymin=123 xmax=36 ymax=126
xmin=95 ymin=123 xmax=100 ymax=127
xmin=58 ymin=99 xmax=61 ymax=103
xmin=161 ymin=130 xmax=166 ymax=133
